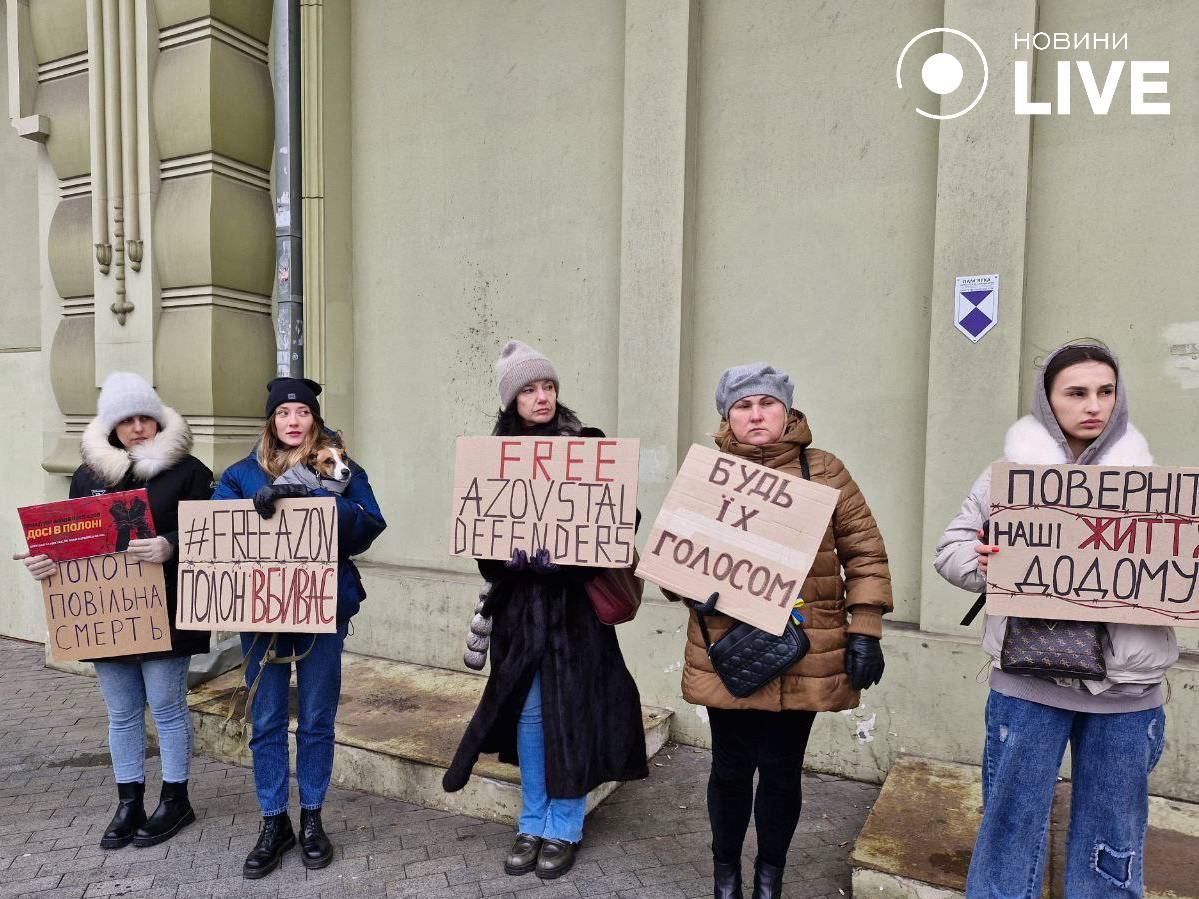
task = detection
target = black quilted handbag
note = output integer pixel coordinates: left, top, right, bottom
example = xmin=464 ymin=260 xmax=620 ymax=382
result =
xmin=692 ymin=596 xmax=810 ymax=698
xmin=1000 ymin=617 xmax=1107 ymax=681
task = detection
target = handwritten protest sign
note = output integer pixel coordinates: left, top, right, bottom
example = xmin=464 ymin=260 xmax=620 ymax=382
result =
xmin=19 ymin=490 xmax=155 ymax=562
xmin=42 ymin=554 xmax=170 ymax=661
xmin=987 ymin=462 xmax=1199 ymax=627
xmin=175 ymin=498 xmax=338 ymax=633
xmin=450 ymin=436 xmax=640 ymax=567
xmin=636 ymin=445 xmax=839 ymax=635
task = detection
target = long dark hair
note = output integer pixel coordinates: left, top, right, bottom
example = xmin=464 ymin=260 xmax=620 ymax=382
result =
xmin=492 ymin=400 xmax=582 ymax=437
xmin=1043 ymin=342 xmax=1118 ymax=394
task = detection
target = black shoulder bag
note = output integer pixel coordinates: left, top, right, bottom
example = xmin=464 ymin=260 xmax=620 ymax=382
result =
xmin=688 ymin=449 xmax=812 ymax=698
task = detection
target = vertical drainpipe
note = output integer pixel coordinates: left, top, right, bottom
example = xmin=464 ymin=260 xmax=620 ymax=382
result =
xmin=272 ymin=0 xmax=303 ymax=377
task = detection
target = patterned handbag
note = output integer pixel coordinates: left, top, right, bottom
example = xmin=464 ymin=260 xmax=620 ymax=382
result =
xmin=1000 ymin=617 xmax=1107 ymax=681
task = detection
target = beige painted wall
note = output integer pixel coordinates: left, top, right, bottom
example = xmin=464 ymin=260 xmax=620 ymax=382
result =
xmin=0 ymin=6 xmax=52 ymax=643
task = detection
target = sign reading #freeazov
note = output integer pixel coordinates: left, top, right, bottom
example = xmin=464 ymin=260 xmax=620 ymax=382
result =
xmin=636 ymin=445 xmax=839 ymax=636
xmin=450 ymin=436 xmax=640 ymax=567
xmin=175 ymin=498 xmax=339 ymax=633
xmin=986 ymin=462 xmax=1199 ymax=627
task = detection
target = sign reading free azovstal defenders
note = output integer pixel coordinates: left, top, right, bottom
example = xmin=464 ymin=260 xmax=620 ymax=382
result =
xmin=636 ymin=445 xmax=839 ymax=636
xmin=986 ymin=462 xmax=1199 ymax=627
xmin=450 ymin=436 xmax=640 ymax=567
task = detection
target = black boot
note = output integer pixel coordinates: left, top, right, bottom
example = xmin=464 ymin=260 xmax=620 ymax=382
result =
xmin=298 ymin=807 xmax=333 ymax=870
xmin=133 ymin=780 xmax=195 ymax=847
xmin=100 ymin=781 xmax=146 ymax=850
xmin=243 ymin=813 xmax=296 ymax=879
xmin=713 ymin=859 xmax=743 ymax=899
xmin=751 ymin=858 xmax=784 ymax=899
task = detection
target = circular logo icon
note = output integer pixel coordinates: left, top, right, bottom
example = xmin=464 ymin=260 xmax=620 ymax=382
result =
xmin=897 ymin=28 xmax=989 ymax=120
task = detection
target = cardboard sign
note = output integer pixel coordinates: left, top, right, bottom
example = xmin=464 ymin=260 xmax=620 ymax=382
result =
xmin=986 ymin=462 xmax=1199 ymax=627
xmin=19 ymin=489 xmax=155 ymax=562
xmin=175 ymin=498 xmax=339 ymax=633
xmin=42 ymin=554 xmax=171 ymax=661
xmin=636 ymin=445 xmax=839 ymax=635
xmin=449 ymin=436 xmax=640 ymax=567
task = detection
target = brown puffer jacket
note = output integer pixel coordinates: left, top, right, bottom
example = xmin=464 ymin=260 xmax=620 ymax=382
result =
xmin=677 ymin=411 xmax=892 ymax=712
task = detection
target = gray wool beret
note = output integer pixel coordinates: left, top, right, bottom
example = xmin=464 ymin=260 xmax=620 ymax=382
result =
xmin=714 ymin=362 xmax=795 ymax=418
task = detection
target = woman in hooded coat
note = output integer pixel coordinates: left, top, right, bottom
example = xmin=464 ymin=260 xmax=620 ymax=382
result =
xmin=18 ymin=372 xmax=212 ymax=850
xmin=443 ymin=340 xmax=648 ymax=881
xmin=935 ymin=342 xmax=1177 ymax=897
xmin=674 ymin=362 xmax=892 ymax=899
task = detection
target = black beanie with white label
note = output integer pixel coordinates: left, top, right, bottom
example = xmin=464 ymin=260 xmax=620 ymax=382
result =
xmin=265 ymin=377 xmax=322 ymax=418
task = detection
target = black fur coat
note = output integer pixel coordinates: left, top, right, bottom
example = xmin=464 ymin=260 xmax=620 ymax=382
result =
xmin=442 ymin=412 xmax=648 ymax=798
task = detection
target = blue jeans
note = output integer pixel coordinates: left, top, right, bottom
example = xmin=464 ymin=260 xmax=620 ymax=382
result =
xmin=968 ymin=690 xmax=1166 ymax=898
xmin=94 ymin=656 xmax=193 ymax=784
xmin=241 ymin=626 xmax=347 ymax=815
xmin=517 ymin=673 xmax=586 ymax=842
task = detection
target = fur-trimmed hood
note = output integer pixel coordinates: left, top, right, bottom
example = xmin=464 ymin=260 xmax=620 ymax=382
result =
xmin=80 ymin=404 xmax=194 ymax=486
xmin=1003 ymin=414 xmax=1153 ymax=467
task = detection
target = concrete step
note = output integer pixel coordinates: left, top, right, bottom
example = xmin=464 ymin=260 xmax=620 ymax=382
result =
xmin=850 ymin=754 xmax=1199 ymax=899
xmin=167 ymin=651 xmax=674 ymax=823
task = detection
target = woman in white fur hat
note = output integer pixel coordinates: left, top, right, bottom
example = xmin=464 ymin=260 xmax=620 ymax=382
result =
xmin=17 ymin=372 xmax=213 ymax=850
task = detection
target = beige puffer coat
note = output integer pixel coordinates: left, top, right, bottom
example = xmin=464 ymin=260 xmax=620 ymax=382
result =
xmin=676 ymin=411 xmax=893 ymax=712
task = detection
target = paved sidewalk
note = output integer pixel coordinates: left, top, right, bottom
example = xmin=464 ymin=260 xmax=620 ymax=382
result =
xmin=0 ymin=637 xmax=877 ymax=899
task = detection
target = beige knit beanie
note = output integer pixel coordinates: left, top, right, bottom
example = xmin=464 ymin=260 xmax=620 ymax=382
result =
xmin=495 ymin=340 xmax=559 ymax=408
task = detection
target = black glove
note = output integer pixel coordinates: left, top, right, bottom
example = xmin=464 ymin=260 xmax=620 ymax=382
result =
xmin=253 ymin=484 xmax=310 ymax=520
xmin=845 ymin=634 xmax=884 ymax=691
xmin=530 ymin=548 xmax=559 ymax=574
xmin=505 ymin=549 xmax=530 ymax=571
xmin=687 ymin=592 xmax=720 ymax=615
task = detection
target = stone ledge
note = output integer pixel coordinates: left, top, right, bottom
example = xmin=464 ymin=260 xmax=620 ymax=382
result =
xmin=157 ymin=650 xmax=673 ymax=823
xmin=852 ymin=754 xmax=1199 ymax=898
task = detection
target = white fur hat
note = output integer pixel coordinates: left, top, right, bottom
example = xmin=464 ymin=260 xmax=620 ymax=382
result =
xmin=97 ymin=372 xmax=165 ymax=433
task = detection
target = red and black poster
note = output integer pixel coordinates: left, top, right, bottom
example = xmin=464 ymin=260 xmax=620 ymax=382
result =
xmin=18 ymin=490 xmax=157 ymax=562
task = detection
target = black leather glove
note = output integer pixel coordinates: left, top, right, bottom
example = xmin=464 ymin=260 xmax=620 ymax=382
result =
xmin=688 ymin=592 xmax=720 ymax=615
xmin=845 ymin=634 xmax=884 ymax=690
xmin=253 ymin=483 xmax=310 ymax=519
xmin=530 ymin=548 xmax=559 ymax=574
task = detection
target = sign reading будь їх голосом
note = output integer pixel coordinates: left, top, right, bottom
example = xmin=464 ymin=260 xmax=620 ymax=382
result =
xmin=986 ymin=462 xmax=1199 ymax=627
xmin=636 ymin=445 xmax=839 ymax=636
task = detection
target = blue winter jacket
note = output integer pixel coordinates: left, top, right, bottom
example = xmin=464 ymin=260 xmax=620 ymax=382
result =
xmin=210 ymin=450 xmax=387 ymax=624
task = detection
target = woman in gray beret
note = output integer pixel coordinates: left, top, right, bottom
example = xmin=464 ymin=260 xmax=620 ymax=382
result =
xmin=674 ymin=362 xmax=893 ymax=899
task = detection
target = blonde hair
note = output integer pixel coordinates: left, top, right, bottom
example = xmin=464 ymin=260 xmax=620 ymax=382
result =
xmin=255 ymin=414 xmax=328 ymax=480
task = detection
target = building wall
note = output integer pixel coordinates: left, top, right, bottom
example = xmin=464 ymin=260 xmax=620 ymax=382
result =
xmin=0 ymin=5 xmax=53 ymax=643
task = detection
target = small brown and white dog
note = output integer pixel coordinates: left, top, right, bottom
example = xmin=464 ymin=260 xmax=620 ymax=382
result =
xmin=274 ymin=435 xmax=354 ymax=495
xmin=311 ymin=442 xmax=352 ymax=487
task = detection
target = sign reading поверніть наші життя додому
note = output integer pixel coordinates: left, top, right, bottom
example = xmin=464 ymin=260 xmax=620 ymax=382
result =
xmin=987 ymin=462 xmax=1199 ymax=627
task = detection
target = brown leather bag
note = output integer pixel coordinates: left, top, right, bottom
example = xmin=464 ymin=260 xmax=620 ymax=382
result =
xmin=586 ymin=551 xmax=643 ymax=625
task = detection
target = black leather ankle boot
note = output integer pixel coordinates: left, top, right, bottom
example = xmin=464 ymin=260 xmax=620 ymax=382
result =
xmin=133 ymin=780 xmax=195 ymax=847
xmin=242 ymin=813 xmax=296 ymax=879
xmin=100 ymin=781 xmax=146 ymax=850
xmin=298 ymin=807 xmax=333 ymax=870
xmin=713 ymin=858 xmax=743 ymax=899
xmin=751 ymin=858 xmax=784 ymax=899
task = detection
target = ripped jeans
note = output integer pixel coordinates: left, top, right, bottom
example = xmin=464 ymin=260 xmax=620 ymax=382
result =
xmin=967 ymin=691 xmax=1166 ymax=898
